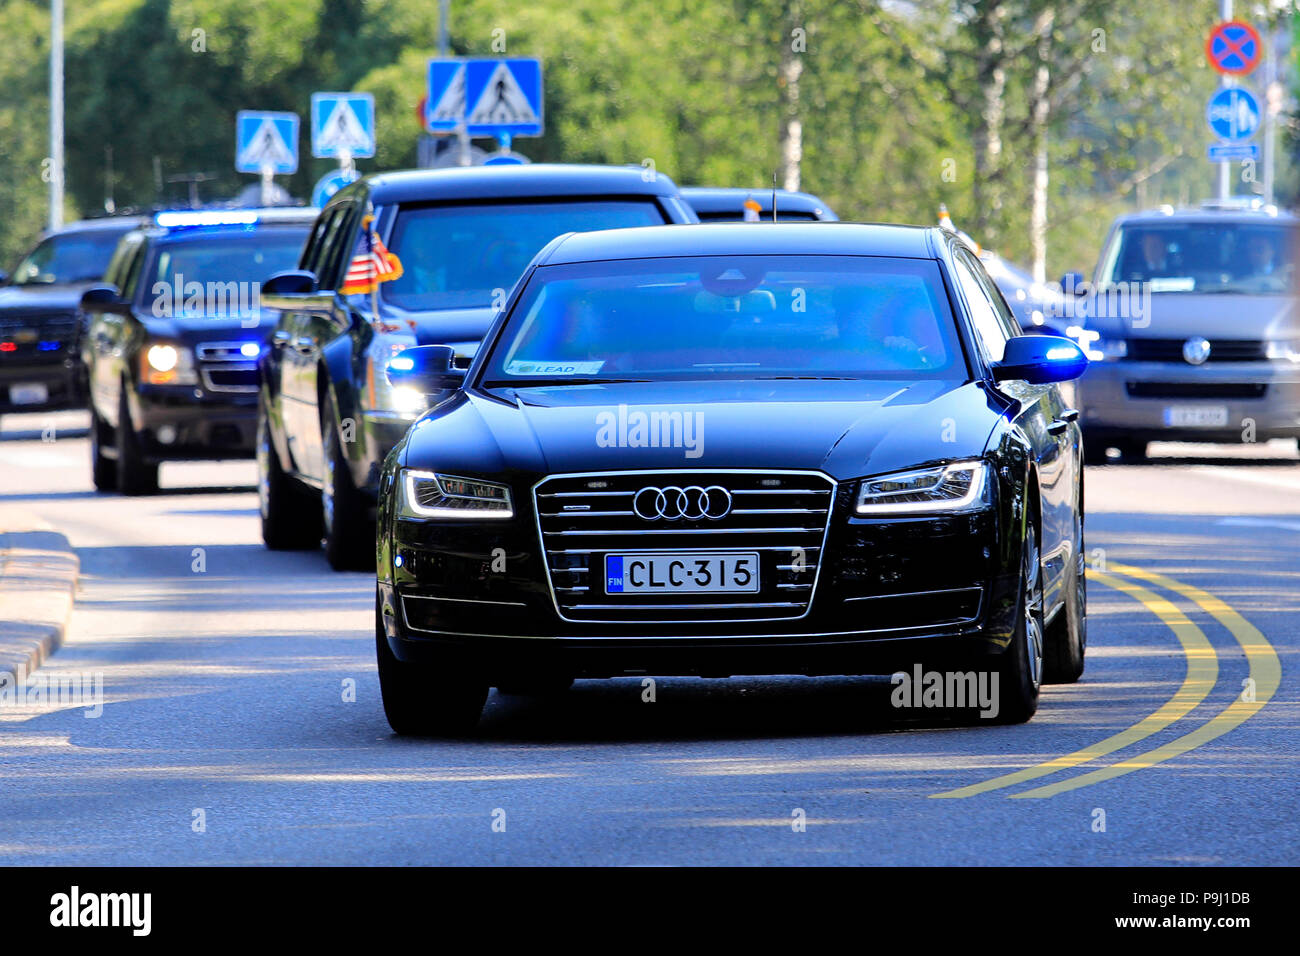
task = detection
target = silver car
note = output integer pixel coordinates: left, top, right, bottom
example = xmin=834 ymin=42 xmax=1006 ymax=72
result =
xmin=1074 ymin=202 xmax=1299 ymax=461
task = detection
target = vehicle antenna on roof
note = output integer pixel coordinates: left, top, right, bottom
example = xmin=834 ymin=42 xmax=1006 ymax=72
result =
xmin=772 ymin=172 xmax=778 ymax=223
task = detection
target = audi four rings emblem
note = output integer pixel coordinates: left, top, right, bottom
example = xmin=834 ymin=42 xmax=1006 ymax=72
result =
xmin=633 ymin=485 xmax=733 ymax=521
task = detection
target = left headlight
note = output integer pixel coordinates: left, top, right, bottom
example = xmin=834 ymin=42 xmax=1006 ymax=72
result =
xmin=856 ymin=460 xmax=988 ymax=515
xmin=365 ymin=331 xmax=426 ymax=418
xmin=399 ymin=470 xmax=514 ymax=520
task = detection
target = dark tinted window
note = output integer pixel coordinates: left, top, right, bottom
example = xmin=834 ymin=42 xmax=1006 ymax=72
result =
xmin=10 ymin=230 xmax=128 ymax=285
xmin=380 ymin=199 xmax=668 ymax=310
xmin=143 ymin=230 xmax=309 ymax=295
xmin=483 ymin=255 xmax=964 ymax=384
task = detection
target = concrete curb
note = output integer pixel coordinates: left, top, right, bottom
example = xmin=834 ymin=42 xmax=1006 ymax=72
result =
xmin=0 ymin=520 xmax=79 ymax=682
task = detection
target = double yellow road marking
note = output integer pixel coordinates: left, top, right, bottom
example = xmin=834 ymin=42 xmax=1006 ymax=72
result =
xmin=931 ymin=561 xmax=1281 ymax=799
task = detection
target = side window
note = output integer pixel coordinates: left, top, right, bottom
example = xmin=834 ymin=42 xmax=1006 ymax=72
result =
xmin=300 ymin=206 xmax=342 ymax=277
xmin=953 ymin=251 xmax=1009 ymax=363
xmin=319 ymin=205 xmax=360 ymax=291
xmin=102 ymin=235 xmax=138 ymax=288
xmin=119 ymin=241 xmax=148 ymax=302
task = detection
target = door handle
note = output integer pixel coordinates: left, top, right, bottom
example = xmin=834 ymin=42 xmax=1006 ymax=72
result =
xmin=271 ymin=330 xmax=292 ymax=348
xmin=1047 ymin=420 xmax=1069 ymax=436
xmin=292 ymin=337 xmax=315 ymax=355
xmin=1059 ymin=408 xmax=1080 ymax=422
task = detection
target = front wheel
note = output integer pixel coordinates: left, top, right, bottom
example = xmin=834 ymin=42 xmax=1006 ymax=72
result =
xmin=376 ymin=595 xmax=488 ymax=736
xmin=991 ymin=523 xmax=1044 ymax=724
xmin=115 ymin=389 xmax=158 ymax=496
xmin=90 ymin=404 xmax=117 ymax=492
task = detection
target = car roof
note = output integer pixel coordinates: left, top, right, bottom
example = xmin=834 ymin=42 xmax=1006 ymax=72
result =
xmin=680 ymin=186 xmax=834 ymax=216
xmin=354 ymin=164 xmax=684 ymax=205
xmin=43 ymin=216 xmax=150 ymax=238
xmin=1114 ymin=204 xmax=1299 ymax=226
xmin=138 ymin=208 xmax=317 ymax=242
xmin=542 ymin=222 xmax=939 ymax=265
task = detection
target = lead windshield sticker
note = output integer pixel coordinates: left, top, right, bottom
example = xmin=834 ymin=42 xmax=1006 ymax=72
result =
xmin=505 ymin=360 xmax=606 ymax=376
xmin=1148 ymin=277 xmax=1195 ymax=292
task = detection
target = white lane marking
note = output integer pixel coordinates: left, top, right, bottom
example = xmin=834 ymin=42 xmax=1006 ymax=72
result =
xmin=1217 ymin=517 xmax=1300 ymax=532
xmin=1190 ymin=467 xmax=1300 ymax=491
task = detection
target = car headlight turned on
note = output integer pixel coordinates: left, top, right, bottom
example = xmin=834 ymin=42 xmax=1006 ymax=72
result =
xmin=399 ymin=470 xmax=514 ymax=520
xmin=141 ymin=340 xmax=198 ymax=385
xmin=856 ymin=460 xmax=988 ymax=515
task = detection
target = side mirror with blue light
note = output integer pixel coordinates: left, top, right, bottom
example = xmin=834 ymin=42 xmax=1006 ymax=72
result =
xmin=1058 ymin=272 xmax=1087 ymax=296
xmin=261 ymin=270 xmax=317 ymax=296
xmin=385 ymin=345 xmax=466 ymax=393
xmin=992 ymin=335 xmax=1088 ymax=385
xmin=79 ymin=284 xmax=129 ymax=315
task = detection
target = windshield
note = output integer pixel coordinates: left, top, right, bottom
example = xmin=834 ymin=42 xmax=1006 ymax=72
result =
xmin=145 ymin=230 xmax=308 ymax=301
xmin=481 ymin=255 xmax=965 ymax=385
xmin=9 ymin=230 xmax=127 ymax=285
xmin=1100 ymin=221 xmax=1296 ymax=294
xmin=380 ymin=199 xmax=668 ymax=311
xmin=697 ymin=211 xmax=820 ymax=222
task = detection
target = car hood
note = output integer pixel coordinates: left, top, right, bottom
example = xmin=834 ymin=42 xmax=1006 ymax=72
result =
xmin=0 ymin=283 xmax=89 ymax=313
xmin=402 ymin=379 xmax=1006 ymax=483
xmin=1084 ymin=291 xmax=1298 ymax=339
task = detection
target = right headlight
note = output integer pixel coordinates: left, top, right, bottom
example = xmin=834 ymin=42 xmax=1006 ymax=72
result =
xmin=140 ymin=339 xmax=198 ymax=385
xmin=856 ymin=460 xmax=988 ymax=515
xmin=399 ymin=470 xmax=514 ymax=520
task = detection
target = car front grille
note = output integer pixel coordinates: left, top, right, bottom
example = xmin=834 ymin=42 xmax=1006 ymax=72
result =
xmin=1125 ymin=338 xmax=1266 ymax=363
xmin=534 ymin=469 xmax=836 ymax=624
xmin=196 ymin=341 xmax=259 ymax=393
xmin=1125 ymin=381 xmax=1267 ymax=400
xmin=0 ymin=312 xmax=79 ymax=356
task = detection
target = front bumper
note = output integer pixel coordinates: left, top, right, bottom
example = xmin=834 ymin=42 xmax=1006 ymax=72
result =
xmin=379 ymin=501 xmax=1018 ymax=678
xmin=1077 ymin=358 xmax=1300 ymax=442
xmin=133 ymin=384 xmax=257 ymax=461
xmin=0 ymin=356 xmax=85 ymax=413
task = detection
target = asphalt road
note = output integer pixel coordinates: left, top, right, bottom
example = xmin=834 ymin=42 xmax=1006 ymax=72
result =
xmin=1 ymin=410 xmax=1296 ymax=865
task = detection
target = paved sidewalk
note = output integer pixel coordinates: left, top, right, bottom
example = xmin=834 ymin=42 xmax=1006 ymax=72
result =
xmin=0 ymin=507 xmax=78 ymax=683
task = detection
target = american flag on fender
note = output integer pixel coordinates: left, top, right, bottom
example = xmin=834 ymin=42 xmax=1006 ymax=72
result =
xmin=340 ymin=215 xmax=404 ymax=296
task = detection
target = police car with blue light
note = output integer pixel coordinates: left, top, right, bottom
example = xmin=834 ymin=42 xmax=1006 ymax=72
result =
xmin=81 ymin=208 xmax=316 ymax=494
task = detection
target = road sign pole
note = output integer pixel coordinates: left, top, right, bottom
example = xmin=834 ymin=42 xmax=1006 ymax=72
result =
xmin=1262 ymin=26 xmax=1276 ymax=204
xmin=260 ymin=165 xmax=274 ymax=207
xmin=1217 ymin=0 xmax=1232 ymax=201
xmin=338 ymin=148 xmax=355 ymax=178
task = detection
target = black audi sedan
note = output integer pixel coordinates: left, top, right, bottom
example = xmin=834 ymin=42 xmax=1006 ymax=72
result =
xmin=81 ymin=209 xmax=314 ymax=494
xmin=373 ymin=223 xmax=1090 ymax=735
xmin=0 ymin=216 xmax=146 ymax=416
xmin=256 ymin=164 xmax=699 ymax=570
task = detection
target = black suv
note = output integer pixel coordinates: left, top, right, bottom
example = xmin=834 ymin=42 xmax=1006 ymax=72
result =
xmin=81 ymin=209 xmax=314 ymax=494
xmin=257 ymin=164 xmax=699 ymax=570
xmin=0 ymin=217 xmax=146 ymax=416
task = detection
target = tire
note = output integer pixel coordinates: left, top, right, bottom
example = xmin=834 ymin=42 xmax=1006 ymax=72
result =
xmin=321 ymin=399 xmax=374 ymax=571
xmin=991 ymin=521 xmax=1044 ymax=724
xmin=90 ymin=404 xmax=118 ymax=492
xmin=376 ymin=593 xmax=488 ymax=736
xmin=257 ymin=403 xmax=322 ymax=550
xmin=1044 ymin=510 xmax=1087 ymax=683
xmin=115 ymin=389 xmax=158 ymax=496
